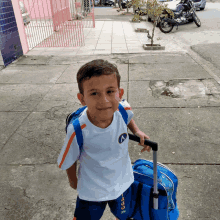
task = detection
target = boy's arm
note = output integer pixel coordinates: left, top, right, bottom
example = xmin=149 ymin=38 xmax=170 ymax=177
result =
xmin=127 ymin=119 xmax=140 ymax=135
xmin=127 ymin=119 xmax=151 ymax=152
xmin=66 ymin=161 xmax=78 ymax=189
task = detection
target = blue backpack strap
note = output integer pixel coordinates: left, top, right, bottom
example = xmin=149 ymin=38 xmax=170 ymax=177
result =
xmin=65 ymin=106 xmax=87 ymax=133
xmin=72 ymin=118 xmax=83 ymax=153
xmin=118 ymin=102 xmax=128 ymax=125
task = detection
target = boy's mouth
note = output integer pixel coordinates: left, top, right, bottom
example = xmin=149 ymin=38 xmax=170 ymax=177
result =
xmin=98 ymin=107 xmax=111 ymax=110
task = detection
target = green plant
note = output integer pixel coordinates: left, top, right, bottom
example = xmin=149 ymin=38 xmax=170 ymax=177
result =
xmin=130 ymin=0 xmax=147 ymax=22
xmin=146 ymin=0 xmax=174 ymax=45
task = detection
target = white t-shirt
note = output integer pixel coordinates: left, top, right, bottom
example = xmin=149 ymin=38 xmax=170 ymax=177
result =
xmin=57 ymin=100 xmax=134 ymax=201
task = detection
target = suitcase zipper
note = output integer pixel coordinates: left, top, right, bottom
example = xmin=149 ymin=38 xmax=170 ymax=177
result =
xmin=160 ymin=172 xmax=175 ymax=210
xmin=148 ymin=160 xmax=177 ymax=177
xmin=157 ymin=162 xmax=177 ymax=177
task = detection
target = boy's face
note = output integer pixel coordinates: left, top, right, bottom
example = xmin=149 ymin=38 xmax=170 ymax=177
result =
xmin=77 ymin=73 xmax=124 ymax=126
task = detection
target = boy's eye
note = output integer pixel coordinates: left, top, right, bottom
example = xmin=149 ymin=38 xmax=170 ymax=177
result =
xmin=91 ymin=92 xmax=97 ymax=96
xmin=107 ymin=90 xmax=114 ymax=94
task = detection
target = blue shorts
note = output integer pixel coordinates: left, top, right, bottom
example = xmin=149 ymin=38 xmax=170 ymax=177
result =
xmin=74 ymin=184 xmax=133 ymax=220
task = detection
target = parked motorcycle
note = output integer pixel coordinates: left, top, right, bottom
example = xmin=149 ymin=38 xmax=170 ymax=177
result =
xmin=158 ymin=0 xmax=201 ymax=33
xmin=104 ymin=0 xmax=114 ymax=6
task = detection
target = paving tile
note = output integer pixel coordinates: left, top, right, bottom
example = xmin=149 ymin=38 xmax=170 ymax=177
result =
xmin=99 ymin=35 xmax=112 ymax=39
xmin=127 ymin=45 xmax=142 ymax=49
xmin=47 ymin=56 xmax=105 ymax=65
xmin=55 ymin=64 xmax=82 ymax=84
xmin=129 ymin=62 xmax=211 ymax=81
xmin=13 ymin=55 xmax=53 ymax=65
xmin=25 ymin=50 xmax=45 ymax=56
xmin=76 ymin=50 xmax=94 ymax=55
xmin=129 ymin=79 xmax=220 ymax=108
xmin=83 ymin=43 xmax=97 ymax=48
xmin=40 ymin=51 xmax=62 ymax=56
xmin=101 ymin=30 xmax=112 ymax=34
xmin=30 ymin=47 xmax=47 ymax=51
xmin=56 ymin=63 xmax=128 ymax=84
xmin=124 ymin=33 xmax=137 ymax=37
xmin=80 ymin=44 xmax=96 ymax=49
xmin=112 ymin=48 xmax=129 ymax=53
xmin=126 ymin=42 xmax=141 ymax=46
xmin=0 ymin=112 xmax=29 ymax=149
xmin=128 ymin=47 xmax=144 ymax=53
xmin=86 ymin=33 xmax=101 ymax=37
xmin=129 ymin=108 xmax=220 ymax=163
xmin=112 ymin=35 xmax=125 ymax=39
xmin=0 ymin=65 xmax=68 ymax=84
xmin=128 ymin=53 xmax=197 ymax=64
xmin=41 ymin=83 xmax=80 ymax=102
xmin=0 ymin=112 xmax=66 ymax=165
xmin=0 ymin=84 xmax=53 ymax=111
xmin=0 ymin=164 xmax=80 ymax=219
xmin=125 ymin=37 xmax=139 ymax=41
xmin=46 ymin=47 xmax=65 ymax=51
xmin=93 ymin=50 xmax=111 ymax=55
xmin=62 ymin=47 xmax=79 ymax=51
xmin=112 ymin=39 xmax=126 ymax=44
xmin=97 ymin=39 xmax=112 ymax=44
xmin=96 ymin=44 xmax=111 ymax=50
xmin=112 ymin=44 xmax=127 ymax=49
xmin=59 ymin=51 xmax=78 ymax=56
xmin=112 ymin=33 xmax=124 ymax=37
xmin=84 ymin=39 xmax=99 ymax=44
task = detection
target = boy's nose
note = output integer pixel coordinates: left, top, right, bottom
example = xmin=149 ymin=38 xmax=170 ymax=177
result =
xmin=100 ymin=94 xmax=110 ymax=103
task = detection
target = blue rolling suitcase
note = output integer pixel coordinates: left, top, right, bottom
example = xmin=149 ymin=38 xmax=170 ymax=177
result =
xmin=128 ymin=134 xmax=179 ymax=220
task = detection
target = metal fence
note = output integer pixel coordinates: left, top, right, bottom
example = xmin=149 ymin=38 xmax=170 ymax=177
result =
xmin=17 ymin=0 xmax=95 ymax=49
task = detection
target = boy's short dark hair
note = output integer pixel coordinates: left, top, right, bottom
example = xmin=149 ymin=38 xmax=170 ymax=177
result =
xmin=77 ymin=59 xmax=121 ymax=94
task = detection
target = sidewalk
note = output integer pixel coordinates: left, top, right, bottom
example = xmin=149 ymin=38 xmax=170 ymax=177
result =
xmin=0 ymin=51 xmax=220 ymax=219
xmin=0 ymin=15 xmax=220 ymax=220
xmin=26 ymin=19 xmax=185 ymax=56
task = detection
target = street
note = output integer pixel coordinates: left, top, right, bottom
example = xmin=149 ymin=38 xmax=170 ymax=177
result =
xmin=94 ymin=3 xmax=220 ymax=47
xmin=170 ymin=3 xmax=220 ymax=45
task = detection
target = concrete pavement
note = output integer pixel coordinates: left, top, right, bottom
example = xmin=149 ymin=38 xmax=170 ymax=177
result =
xmin=0 ymin=12 xmax=220 ymax=220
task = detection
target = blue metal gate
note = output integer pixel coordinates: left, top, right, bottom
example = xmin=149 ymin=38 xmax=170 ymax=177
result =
xmin=0 ymin=0 xmax=23 ymax=67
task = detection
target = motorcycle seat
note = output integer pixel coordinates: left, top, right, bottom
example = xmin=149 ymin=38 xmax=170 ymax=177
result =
xmin=173 ymin=4 xmax=184 ymax=12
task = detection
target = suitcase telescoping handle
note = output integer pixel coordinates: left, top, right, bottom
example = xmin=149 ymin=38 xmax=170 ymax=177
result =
xmin=128 ymin=133 xmax=159 ymax=210
xmin=128 ymin=133 xmax=158 ymax=151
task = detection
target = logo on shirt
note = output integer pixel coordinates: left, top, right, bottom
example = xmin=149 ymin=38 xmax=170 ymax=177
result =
xmin=118 ymin=133 xmax=127 ymax=144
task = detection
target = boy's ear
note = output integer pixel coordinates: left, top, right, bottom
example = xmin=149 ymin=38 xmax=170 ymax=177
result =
xmin=77 ymin=93 xmax=86 ymax=106
xmin=119 ymin=88 xmax=124 ymax=100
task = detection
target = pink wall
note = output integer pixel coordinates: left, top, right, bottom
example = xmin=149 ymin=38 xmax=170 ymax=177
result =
xmin=20 ymin=0 xmax=53 ymax=20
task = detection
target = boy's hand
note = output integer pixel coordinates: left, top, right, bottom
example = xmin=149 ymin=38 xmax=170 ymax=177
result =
xmin=135 ymin=130 xmax=151 ymax=153
xmin=69 ymin=178 xmax=78 ymax=190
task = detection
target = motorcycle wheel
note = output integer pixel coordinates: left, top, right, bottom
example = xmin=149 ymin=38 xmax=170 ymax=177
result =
xmin=193 ymin=12 xmax=201 ymax=27
xmin=159 ymin=18 xmax=174 ymax=33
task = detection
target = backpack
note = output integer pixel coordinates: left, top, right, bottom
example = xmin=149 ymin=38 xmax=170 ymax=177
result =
xmin=65 ymin=101 xmax=129 ymax=156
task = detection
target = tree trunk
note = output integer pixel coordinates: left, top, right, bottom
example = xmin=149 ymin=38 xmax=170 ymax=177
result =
xmin=119 ymin=0 xmax=122 ymax=10
xmin=151 ymin=20 xmax=156 ymax=46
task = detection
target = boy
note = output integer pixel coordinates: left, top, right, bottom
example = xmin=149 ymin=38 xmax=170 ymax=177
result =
xmin=57 ymin=59 xmax=151 ymax=220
